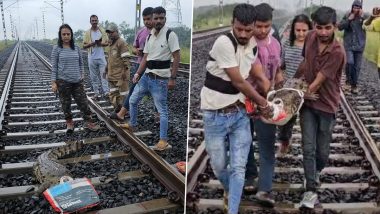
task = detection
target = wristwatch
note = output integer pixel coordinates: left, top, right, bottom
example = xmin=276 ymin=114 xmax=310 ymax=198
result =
xmin=170 ymin=76 xmax=177 ymax=80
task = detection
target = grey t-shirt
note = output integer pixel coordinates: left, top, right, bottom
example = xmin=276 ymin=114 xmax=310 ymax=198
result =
xmin=89 ymin=29 xmax=105 ymax=59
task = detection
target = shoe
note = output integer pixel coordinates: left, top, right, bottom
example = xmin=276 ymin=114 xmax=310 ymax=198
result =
xmin=113 ymin=106 xmax=121 ymax=114
xmin=277 ymin=140 xmax=290 ymax=156
xmin=253 ymin=191 xmax=275 ymax=208
xmin=316 ymin=171 xmax=321 ymax=188
xmin=342 ymin=84 xmax=351 ymax=92
xmin=175 ymin=161 xmax=186 ymax=174
xmin=244 ymin=176 xmax=257 ymax=194
xmin=84 ymin=121 xmax=100 ymax=131
xmin=119 ymin=123 xmax=135 ymax=131
xmin=351 ymin=86 xmax=358 ymax=94
xmin=151 ymin=140 xmax=172 ymax=151
xmin=300 ymin=191 xmax=319 ymax=209
xmin=223 ymin=191 xmax=228 ymax=214
xmin=66 ymin=119 xmax=74 ymax=133
xmin=91 ymin=95 xmax=100 ymax=101
xmin=109 ymin=112 xmax=124 ymax=122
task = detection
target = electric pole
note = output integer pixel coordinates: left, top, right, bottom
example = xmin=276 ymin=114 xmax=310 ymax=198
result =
xmin=162 ymin=0 xmax=182 ymax=27
xmin=60 ymin=0 xmax=64 ymax=24
xmin=135 ymin=0 xmax=141 ymax=36
xmin=9 ymin=13 xmax=13 ymax=39
xmin=0 ymin=1 xmax=7 ymax=43
xmin=42 ymin=10 xmax=46 ymax=40
xmin=35 ymin=18 xmax=39 ymax=40
xmin=219 ymin=0 xmax=223 ymax=27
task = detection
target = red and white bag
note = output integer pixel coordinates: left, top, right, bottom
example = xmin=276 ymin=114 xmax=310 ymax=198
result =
xmin=43 ymin=176 xmax=100 ymax=214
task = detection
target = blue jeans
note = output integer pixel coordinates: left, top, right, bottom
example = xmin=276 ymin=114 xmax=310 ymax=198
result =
xmin=345 ymin=50 xmax=363 ymax=86
xmin=300 ymin=106 xmax=335 ymax=192
xmin=203 ymin=108 xmax=251 ymax=214
xmin=252 ymin=119 xmax=277 ymax=192
xmin=123 ymin=63 xmax=140 ymax=110
xmin=88 ymin=57 xmax=109 ymax=95
xmin=129 ymin=74 xmax=168 ymax=140
xmin=245 ymin=119 xmax=258 ymax=180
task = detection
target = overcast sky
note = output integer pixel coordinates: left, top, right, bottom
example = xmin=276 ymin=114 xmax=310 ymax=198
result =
xmin=194 ymin=0 xmax=380 ymax=14
xmin=0 ymin=0 xmax=192 ymax=40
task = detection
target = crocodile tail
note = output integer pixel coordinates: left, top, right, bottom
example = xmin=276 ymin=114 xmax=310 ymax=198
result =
xmin=36 ymin=180 xmax=53 ymax=195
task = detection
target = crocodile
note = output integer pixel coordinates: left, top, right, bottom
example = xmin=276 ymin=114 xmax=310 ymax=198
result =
xmin=264 ymin=78 xmax=313 ymax=125
xmin=33 ymin=140 xmax=84 ymax=194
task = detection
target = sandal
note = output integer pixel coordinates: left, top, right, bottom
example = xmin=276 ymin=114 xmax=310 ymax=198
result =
xmin=223 ymin=191 xmax=228 ymax=214
xmin=175 ymin=161 xmax=186 ymax=174
xmin=109 ymin=112 xmax=124 ymax=122
xmin=244 ymin=177 xmax=257 ymax=194
xmin=118 ymin=123 xmax=134 ymax=131
xmin=150 ymin=140 xmax=172 ymax=151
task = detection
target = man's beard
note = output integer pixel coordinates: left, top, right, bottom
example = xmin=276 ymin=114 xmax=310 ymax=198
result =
xmin=236 ymin=37 xmax=249 ymax=45
xmin=155 ymin=24 xmax=163 ymax=30
xmin=318 ymin=35 xmax=332 ymax=44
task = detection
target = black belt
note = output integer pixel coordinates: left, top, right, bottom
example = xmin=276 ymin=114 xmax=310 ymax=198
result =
xmin=146 ymin=72 xmax=169 ymax=80
xmin=146 ymin=60 xmax=171 ymax=69
xmin=216 ymin=102 xmax=245 ymax=114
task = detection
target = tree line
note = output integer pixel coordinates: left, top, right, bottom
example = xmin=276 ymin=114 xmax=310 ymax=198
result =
xmin=73 ymin=21 xmax=191 ymax=49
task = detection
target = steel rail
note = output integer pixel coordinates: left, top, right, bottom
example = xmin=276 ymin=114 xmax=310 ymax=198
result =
xmin=25 ymin=41 xmax=186 ymax=202
xmin=340 ymin=90 xmax=380 ymax=178
xmin=0 ymin=43 xmax=19 ymax=131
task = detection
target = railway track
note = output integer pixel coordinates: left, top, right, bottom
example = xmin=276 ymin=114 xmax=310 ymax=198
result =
xmin=186 ymin=24 xmax=380 ymax=213
xmin=0 ymin=42 xmax=186 ymax=213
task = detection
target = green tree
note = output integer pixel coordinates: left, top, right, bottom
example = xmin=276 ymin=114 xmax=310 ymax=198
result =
xmin=119 ymin=21 xmax=135 ymax=44
xmin=99 ymin=20 xmax=111 ymax=29
xmin=171 ymin=25 xmax=191 ymax=49
xmin=73 ymin=29 xmax=84 ymax=44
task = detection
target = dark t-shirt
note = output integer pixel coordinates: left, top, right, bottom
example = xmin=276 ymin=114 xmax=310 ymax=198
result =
xmin=299 ymin=30 xmax=346 ymax=114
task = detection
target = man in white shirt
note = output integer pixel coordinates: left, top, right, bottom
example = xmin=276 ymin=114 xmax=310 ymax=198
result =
xmin=83 ymin=15 xmax=109 ymax=99
xmin=200 ymin=4 xmax=272 ymax=214
xmin=128 ymin=6 xmax=180 ymax=151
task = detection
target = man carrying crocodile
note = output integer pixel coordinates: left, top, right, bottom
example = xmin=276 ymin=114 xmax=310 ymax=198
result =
xmin=200 ymin=4 xmax=275 ymax=214
xmin=296 ymin=6 xmax=346 ymax=209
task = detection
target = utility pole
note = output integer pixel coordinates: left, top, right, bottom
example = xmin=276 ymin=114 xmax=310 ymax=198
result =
xmin=135 ymin=0 xmax=141 ymax=36
xmin=60 ymin=0 xmax=64 ymax=24
xmin=44 ymin=1 xmax=64 ymax=24
xmin=162 ymin=0 xmax=182 ymax=27
xmin=35 ymin=18 xmax=39 ymax=40
xmin=42 ymin=10 xmax=46 ymax=40
xmin=0 ymin=1 xmax=7 ymax=43
xmin=14 ymin=26 xmax=17 ymax=40
xmin=218 ymin=0 xmax=223 ymax=27
xmin=9 ymin=13 xmax=13 ymax=39
xmin=310 ymin=0 xmax=313 ymax=17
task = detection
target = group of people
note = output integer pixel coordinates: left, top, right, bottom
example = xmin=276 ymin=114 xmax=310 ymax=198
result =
xmin=50 ymin=6 xmax=180 ymax=150
xmin=339 ymin=0 xmax=380 ymax=93
xmin=201 ymin=2 xmax=380 ymax=213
